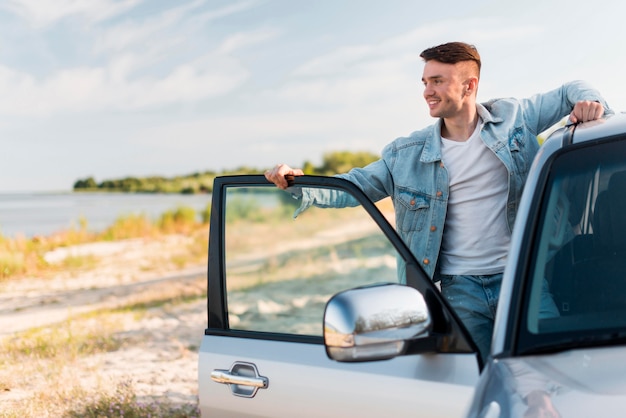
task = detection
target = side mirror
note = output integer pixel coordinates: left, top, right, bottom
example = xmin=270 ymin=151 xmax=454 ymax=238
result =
xmin=324 ymin=283 xmax=432 ymax=362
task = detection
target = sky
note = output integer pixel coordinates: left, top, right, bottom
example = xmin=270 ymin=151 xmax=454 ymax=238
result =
xmin=1 ymin=0 xmax=625 ymax=192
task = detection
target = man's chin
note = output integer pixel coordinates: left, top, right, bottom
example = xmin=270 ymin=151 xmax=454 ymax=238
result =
xmin=429 ymin=110 xmax=441 ymax=118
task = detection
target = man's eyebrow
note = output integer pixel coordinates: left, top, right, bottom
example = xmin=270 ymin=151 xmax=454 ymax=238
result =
xmin=421 ymin=75 xmax=443 ymax=82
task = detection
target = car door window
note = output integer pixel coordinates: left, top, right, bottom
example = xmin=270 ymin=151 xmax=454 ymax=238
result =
xmin=521 ymin=138 xmax=626 ymax=351
xmin=223 ymin=185 xmax=398 ymax=337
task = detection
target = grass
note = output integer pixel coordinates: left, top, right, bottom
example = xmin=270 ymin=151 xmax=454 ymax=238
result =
xmin=65 ymin=380 xmax=200 ymax=418
xmin=0 ymin=316 xmax=126 ymax=417
xmin=0 ymin=194 xmax=391 ymax=282
xmin=0 ymin=380 xmax=200 ymax=418
xmin=0 ymin=205 xmax=211 ymax=281
xmin=0 ymin=317 xmax=122 ymax=365
xmin=0 ymin=283 xmax=205 ymax=417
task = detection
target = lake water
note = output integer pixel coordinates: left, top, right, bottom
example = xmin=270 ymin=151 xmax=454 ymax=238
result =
xmin=0 ymin=192 xmax=214 ymax=238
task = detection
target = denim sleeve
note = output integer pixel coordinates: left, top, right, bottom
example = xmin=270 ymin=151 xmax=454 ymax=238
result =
xmin=290 ymin=152 xmax=395 ymax=218
xmin=520 ymin=80 xmax=613 ymax=135
xmin=290 ymin=187 xmax=360 ymax=218
xmin=336 ymin=156 xmax=395 ymax=201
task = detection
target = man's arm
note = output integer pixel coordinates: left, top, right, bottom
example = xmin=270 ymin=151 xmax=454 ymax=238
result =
xmin=264 ymin=163 xmax=362 ymax=218
xmin=522 ymin=80 xmax=612 ymax=134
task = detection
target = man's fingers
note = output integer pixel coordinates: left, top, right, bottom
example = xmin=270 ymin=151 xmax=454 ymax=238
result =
xmin=593 ymin=103 xmax=604 ymax=120
xmin=570 ymin=100 xmax=604 ymax=124
xmin=264 ymin=164 xmax=303 ymax=189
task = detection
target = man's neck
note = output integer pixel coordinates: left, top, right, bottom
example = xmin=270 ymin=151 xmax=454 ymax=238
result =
xmin=441 ymin=107 xmax=479 ymax=142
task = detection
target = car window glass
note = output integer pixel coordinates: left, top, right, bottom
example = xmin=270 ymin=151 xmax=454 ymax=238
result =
xmin=526 ymin=138 xmax=626 ymax=338
xmin=223 ymin=185 xmax=399 ymax=337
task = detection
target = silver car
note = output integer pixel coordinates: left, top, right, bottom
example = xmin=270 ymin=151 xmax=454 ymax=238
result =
xmin=199 ymin=114 xmax=626 ymax=417
xmin=465 ymin=115 xmax=626 ymax=417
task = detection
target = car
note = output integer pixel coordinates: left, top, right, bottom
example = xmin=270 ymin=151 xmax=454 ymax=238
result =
xmin=198 ymin=113 xmax=626 ymax=417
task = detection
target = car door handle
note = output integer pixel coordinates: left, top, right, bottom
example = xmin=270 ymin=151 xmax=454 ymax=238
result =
xmin=210 ymin=361 xmax=269 ymax=398
xmin=211 ymin=370 xmax=268 ymax=388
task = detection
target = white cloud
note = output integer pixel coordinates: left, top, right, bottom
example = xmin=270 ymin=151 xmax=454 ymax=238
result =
xmin=191 ymin=0 xmax=258 ymax=23
xmin=2 ymin=0 xmax=142 ymax=27
xmin=93 ymin=0 xmax=205 ymax=54
xmin=292 ymin=17 xmax=543 ymax=79
xmin=0 ymin=1 xmax=271 ymax=115
xmin=0 ymin=15 xmax=558 ymax=118
xmin=216 ymin=27 xmax=282 ymax=55
xmin=0 ymin=53 xmax=249 ymax=115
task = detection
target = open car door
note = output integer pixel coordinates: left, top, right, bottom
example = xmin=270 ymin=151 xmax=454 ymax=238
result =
xmin=198 ymin=175 xmax=480 ymax=418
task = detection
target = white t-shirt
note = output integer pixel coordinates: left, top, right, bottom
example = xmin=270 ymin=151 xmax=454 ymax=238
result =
xmin=439 ymin=119 xmax=510 ymax=275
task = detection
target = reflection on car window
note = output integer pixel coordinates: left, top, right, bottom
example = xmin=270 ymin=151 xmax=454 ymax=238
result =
xmin=527 ymin=138 xmax=626 ymax=337
xmin=223 ymin=186 xmax=399 ymax=337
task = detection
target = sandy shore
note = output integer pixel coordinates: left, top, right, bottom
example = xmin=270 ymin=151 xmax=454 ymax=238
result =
xmin=0 ymin=235 xmax=207 ymax=413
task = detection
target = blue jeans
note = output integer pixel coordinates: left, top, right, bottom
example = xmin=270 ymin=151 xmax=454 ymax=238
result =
xmin=440 ymin=274 xmax=560 ymax=362
xmin=440 ymin=273 xmax=502 ymax=362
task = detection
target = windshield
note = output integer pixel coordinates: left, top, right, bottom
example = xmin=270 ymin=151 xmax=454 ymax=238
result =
xmin=523 ymin=136 xmax=626 ymax=351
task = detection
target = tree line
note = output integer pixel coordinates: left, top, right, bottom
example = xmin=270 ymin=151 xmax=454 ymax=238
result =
xmin=73 ymin=150 xmax=380 ymax=194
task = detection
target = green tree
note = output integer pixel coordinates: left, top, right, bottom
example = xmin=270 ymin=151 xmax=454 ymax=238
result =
xmin=72 ymin=150 xmax=380 ymax=193
xmin=317 ymin=150 xmax=379 ymax=175
xmin=73 ymin=177 xmax=97 ymax=189
xmin=302 ymin=161 xmax=316 ymax=175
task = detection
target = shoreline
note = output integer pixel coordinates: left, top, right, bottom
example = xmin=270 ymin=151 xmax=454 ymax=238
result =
xmin=0 ymin=191 xmax=212 ymax=239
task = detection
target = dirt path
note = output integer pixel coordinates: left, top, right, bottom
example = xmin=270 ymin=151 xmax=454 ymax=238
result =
xmin=0 ymin=268 xmax=205 ymax=335
xmin=0 ymin=236 xmax=206 ymax=332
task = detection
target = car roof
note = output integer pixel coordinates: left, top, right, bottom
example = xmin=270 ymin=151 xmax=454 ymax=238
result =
xmin=548 ymin=112 xmax=626 ymax=147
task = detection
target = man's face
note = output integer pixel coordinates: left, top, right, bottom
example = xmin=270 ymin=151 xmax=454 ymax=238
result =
xmin=421 ymin=60 xmax=473 ymax=119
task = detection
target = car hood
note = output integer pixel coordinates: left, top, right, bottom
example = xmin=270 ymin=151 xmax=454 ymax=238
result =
xmin=470 ymin=345 xmax=626 ymax=417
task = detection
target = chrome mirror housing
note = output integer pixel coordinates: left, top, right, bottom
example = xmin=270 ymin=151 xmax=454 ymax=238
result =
xmin=324 ymin=283 xmax=432 ymax=362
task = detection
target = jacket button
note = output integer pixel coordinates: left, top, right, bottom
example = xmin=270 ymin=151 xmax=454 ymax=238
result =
xmin=410 ymin=199 xmax=415 ymax=206
xmin=440 ymin=162 xmax=444 ymax=168
xmin=423 ymin=258 xmax=430 ymax=265
xmin=430 ymin=225 xmax=436 ymax=232
xmin=436 ymin=191 xmax=443 ymax=197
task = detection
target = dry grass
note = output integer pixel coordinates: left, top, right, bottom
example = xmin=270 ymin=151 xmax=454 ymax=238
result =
xmin=0 ymin=206 xmax=209 ymax=281
xmin=0 ymin=277 xmax=206 ymax=417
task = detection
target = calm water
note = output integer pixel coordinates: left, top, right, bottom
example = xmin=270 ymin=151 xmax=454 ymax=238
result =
xmin=0 ymin=192 xmax=214 ymax=238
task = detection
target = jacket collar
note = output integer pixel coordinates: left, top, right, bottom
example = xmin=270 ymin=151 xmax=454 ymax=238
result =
xmin=420 ymin=103 xmax=502 ymax=163
xmin=476 ymin=102 xmax=502 ymax=124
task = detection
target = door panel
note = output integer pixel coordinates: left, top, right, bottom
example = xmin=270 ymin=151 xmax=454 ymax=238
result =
xmin=200 ymin=176 xmax=479 ymax=417
xmin=199 ymin=336 xmax=477 ymax=418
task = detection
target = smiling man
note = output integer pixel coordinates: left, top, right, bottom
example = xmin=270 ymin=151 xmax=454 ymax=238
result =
xmin=265 ymin=41 xmax=611 ymax=361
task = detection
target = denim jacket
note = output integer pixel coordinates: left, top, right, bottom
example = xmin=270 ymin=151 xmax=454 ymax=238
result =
xmin=293 ymin=80 xmax=612 ymax=280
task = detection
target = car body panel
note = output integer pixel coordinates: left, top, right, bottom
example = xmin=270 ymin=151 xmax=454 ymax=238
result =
xmin=199 ymin=336 xmax=478 ymax=417
xmin=468 ymin=346 xmax=626 ymax=417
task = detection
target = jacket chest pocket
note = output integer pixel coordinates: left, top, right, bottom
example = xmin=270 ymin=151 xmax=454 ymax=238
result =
xmin=395 ymin=189 xmax=430 ymax=232
xmin=508 ymin=128 xmax=532 ymax=177
xmin=508 ymin=127 xmax=523 ymax=153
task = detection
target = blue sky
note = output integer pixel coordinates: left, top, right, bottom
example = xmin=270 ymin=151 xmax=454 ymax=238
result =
xmin=1 ymin=0 xmax=625 ymax=192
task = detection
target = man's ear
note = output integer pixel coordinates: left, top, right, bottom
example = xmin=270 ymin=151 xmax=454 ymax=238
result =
xmin=466 ymin=77 xmax=478 ymax=96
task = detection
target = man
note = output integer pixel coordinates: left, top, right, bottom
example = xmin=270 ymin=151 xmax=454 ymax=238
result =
xmin=265 ymin=42 xmax=610 ymax=361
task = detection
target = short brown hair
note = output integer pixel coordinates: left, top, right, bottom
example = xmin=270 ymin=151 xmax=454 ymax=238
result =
xmin=420 ymin=42 xmax=481 ymax=74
